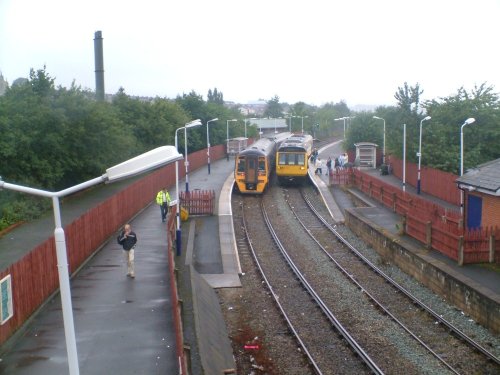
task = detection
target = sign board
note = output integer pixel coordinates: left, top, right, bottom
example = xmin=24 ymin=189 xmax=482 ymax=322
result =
xmin=1 ymin=275 xmax=13 ymax=325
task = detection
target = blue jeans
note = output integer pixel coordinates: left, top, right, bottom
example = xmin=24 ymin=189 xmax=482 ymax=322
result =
xmin=160 ymin=203 xmax=168 ymax=222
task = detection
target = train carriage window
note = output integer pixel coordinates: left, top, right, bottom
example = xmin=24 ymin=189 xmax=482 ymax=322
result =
xmin=237 ymin=158 xmax=246 ymax=172
xmin=258 ymin=158 xmax=266 ymax=174
xmin=278 ymin=153 xmax=287 ymax=165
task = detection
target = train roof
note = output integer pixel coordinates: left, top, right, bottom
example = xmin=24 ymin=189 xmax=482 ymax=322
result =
xmin=238 ymin=137 xmax=275 ymax=156
xmin=278 ymin=133 xmax=313 ymax=152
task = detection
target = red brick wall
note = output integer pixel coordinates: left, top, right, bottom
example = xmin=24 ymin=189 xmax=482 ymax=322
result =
xmin=480 ymin=193 xmax=500 ymax=228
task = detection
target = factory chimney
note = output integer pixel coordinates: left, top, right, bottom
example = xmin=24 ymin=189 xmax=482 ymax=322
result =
xmin=94 ymin=31 xmax=105 ymax=101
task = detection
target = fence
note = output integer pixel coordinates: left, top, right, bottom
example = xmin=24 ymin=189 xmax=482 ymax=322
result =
xmin=388 ymin=156 xmax=460 ymax=206
xmin=180 ymin=190 xmax=215 ymax=215
xmin=350 ymin=169 xmax=499 ymax=265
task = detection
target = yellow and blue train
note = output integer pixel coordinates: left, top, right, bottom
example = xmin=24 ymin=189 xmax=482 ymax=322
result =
xmin=276 ymin=133 xmax=314 ymax=185
xmin=234 ymin=132 xmax=290 ymax=194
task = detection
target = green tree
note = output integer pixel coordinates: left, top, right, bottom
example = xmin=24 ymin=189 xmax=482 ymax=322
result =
xmin=207 ymin=88 xmax=224 ymax=105
xmin=264 ymin=95 xmax=283 ymax=118
xmin=423 ymin=83 xmax=500 ymax=173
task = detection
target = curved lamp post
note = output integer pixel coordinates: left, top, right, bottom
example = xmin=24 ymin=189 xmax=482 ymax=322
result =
xmin=174 ymin=119 xmax=202 ymax=254
xmin=226 ymin=119 xmax=237 ymax=161
xmin=206 ymin=118 xmax=218 ymax=174
xmin=416 ymin=115 xmax=431 ymax=194
xmin=373 ymin=116 xmax=386 ymax=165
xmin=0 ymin=146 xmax=183 ymax=375
xmin=460 ymin=117 xmax=476 ymax=214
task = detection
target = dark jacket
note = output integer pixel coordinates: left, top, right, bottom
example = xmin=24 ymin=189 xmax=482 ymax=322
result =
xmin=117 ymin=231 xmax=137 ymax=251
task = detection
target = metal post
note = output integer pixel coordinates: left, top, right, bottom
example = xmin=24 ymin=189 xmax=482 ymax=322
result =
xmin=417 ymin=116 xmax=431 ymax=194
xmin=206 ymin=118 xmax=218 ymax=175
xmin=52 ymin=196 xmax=80 ymax=375
xmin=460 ymin=118 xmax=476 ymax=214
xmin=403 ymin=123 xmax=406 ymax=192
xmin=175 ymin=128 xmax=182 ymax=254
xmin=184 ymin=127 xmax=189 ymax=192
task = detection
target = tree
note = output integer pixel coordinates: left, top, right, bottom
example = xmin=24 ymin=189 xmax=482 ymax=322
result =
xmin=422 ymin=83 xmax=500 ymax=173
xmin=207 ymin=88 xmax=224 ymax=105
xmin=264 ymin=95 xmax=283 ymax=118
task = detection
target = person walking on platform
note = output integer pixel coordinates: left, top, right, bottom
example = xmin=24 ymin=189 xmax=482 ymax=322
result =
xmin=117 ymin=223 xmax=137 ymax=278
xmin=315 ymin=157 xmax=323 ymax=175
xmin=156 ymin=188 xmax=171 ymax=222
xmin=326 ymin=157 xmax=332 ymax=176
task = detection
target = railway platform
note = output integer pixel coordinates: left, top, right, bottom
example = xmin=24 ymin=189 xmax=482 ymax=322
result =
xmin=316 ymin=141 xmax=500 ymax=332
xmin=0 ymin=156 xmax=239 ymax=374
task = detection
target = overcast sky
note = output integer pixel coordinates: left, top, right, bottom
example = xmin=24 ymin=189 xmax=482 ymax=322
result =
xmin=1 ymin=0 xmax=499 ymax=107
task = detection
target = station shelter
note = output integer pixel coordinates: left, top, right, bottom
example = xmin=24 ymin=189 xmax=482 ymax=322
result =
xmin=354 ymin=142 xmax=378 ymax=169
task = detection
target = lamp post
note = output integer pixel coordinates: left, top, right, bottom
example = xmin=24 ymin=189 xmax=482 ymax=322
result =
xmin=334 ymin=117 xmax=347 ymax=139
xmin=226 ymin=119 xmax=237 ymax=161
xmin=0 ymin=146 xmax=182 ymax=375
xmin=372 ymin=116 xmax=386 ymax=165
xmin=175 ymin=119 xmax=202 ymax=253
xmin=403 ymin=123 xmax=406 ymax=192
xmin=416 ymin=115 xmax=431 ymax=194
xmin=460 ymin=117 xmax=476 ymax=214
xmin=206 ymin=118 xmax=218 ymax=174
xmin=293 ymin=115 xmax=308 ymax=133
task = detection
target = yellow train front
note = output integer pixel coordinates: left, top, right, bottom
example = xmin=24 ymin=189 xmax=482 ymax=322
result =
xmin=234 ymin=133 xmax=290 ymax=194
xmin=276 ymin=134 xmax=313 ymax=185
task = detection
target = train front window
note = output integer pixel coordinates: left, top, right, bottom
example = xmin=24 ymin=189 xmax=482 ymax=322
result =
xmin=258 ymin=158 xmax=266 ymax=175
xmin=237 ymin=158 xmax=245 ymax=172
xmin=278 ymin=153 xmax=287 ymax=165
xmin=297 ymin=154 xmax=305 ymax=166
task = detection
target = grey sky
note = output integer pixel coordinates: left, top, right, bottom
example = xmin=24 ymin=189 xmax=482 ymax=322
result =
xmin=1 ymin=0 xmax=499 ymax=107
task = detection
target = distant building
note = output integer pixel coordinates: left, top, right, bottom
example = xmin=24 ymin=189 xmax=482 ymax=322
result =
xmin=249 ymin=118 xmax=288 ymax=136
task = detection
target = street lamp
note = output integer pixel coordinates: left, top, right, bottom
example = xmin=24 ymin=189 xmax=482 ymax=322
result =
xmin=206 ymin=118 xmax=218 ymax=174
xmin=175 ymin=119 xmax=202 ymax=253
xmin=226 ymin=119 xmax=237 ymax=161
xmin=416 ymin=115 xmax=431 ymax=194
xmin=0 ymin=146 xmax=182 ymax=375
xmin=373 ymin=116 xmax=386 ymax=165
xmin=334 ymin=117 xmax=346 ymax=139
xmin=293 ymin=115 xmax=308 ymax=133
xmin=460 ymin=117 xmax=476 ymax=214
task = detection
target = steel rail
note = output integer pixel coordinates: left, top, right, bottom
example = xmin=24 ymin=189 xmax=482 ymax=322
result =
xmin=261 ymin=201 xmax=385 ymax=375
xmin=241 ymin=199 xmax=323 ymax=375
xmin=300 ymin=188 xmax=500 ymax=368
xmin=288 ymin=190 xmax=461 ymax=374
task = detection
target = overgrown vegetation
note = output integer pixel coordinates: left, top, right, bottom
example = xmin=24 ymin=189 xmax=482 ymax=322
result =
xmin=1 ymin=67 xmax=498 ymax=231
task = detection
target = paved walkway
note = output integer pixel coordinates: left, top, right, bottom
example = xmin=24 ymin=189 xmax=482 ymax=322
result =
xmin=0 ymin=156 xmax=239 ymax=374
xmin=0 ymin=202 xmax=177 ymax=374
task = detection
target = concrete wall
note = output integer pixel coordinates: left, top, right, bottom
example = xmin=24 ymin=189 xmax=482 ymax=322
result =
xmin=344 ymin=207 xmax=500 ymax=334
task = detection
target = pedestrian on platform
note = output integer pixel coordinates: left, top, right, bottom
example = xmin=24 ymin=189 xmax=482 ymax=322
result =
xmin=156 ymin=188 xmax=171 ymax=222
xmin=315 ymin=157 xmax=323 ymax=175
xmin=311 ymin=148 xmax=318 ymax=163
xmin=326 ymin=157 xmax=332 ymax=176
xmin=117 ymin=223 xmax=137 ymax=278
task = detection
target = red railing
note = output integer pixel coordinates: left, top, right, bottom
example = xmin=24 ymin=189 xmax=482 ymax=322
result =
xmin=180 ymin=190 xmax=215 ymax=215
xmin=350 ymin=169 xmax=499 ymax=264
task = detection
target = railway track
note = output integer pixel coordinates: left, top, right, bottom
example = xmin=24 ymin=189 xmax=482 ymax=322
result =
xmin=241 ymin=195 xmax=376 ymax=374
xmin=282 ymin=186 xmax=500 ymax=374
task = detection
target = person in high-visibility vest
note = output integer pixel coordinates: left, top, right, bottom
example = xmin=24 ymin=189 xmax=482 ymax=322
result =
xmin=156 ymin=188 xmax=171 ymax=222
